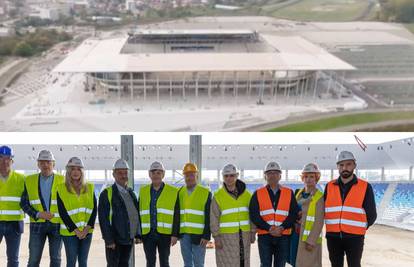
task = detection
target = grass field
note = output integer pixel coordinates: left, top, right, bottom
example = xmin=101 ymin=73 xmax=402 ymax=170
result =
xmin=264 ymin=0 xmax=371 ymax=21
xmin=266 ymin=110 xmax=414 ymax=131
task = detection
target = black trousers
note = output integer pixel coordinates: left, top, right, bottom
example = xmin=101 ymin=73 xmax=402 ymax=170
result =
xmin=326 ymin=236 xmax=364 ymax=267
xmin=105 ymin=243 xmax=132 ymax=267
xmin=142 ymin=232 xmax=171 ymax=267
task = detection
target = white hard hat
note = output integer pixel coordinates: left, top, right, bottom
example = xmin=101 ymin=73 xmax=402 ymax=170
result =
xmin=37 ymin=150 xmax=55 ymax=161
xmin=222 ymin=164 xmax=238 ymax=176
xmin=66 ymin=157 xmax=84 ymax=168
xmin=149 ymin=161 xmax=165 ymax=171
xmin=113 ymin=158 xmax=129 ymax=170
xmin=302 ymin=163 xmax=320 ymax=173
xmin=336 ymin=151 xmax=356 ymax=164
xmin=264 ymin=161 xmax=281 ymax=173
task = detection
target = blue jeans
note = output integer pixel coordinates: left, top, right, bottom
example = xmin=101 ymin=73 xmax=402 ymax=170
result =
xmin=62 ymin=234 xmax=92 ymax=267
xmin=28 ymin=222 xmax=62 ymax=267
xmin=179 ymin=234 xmax=206 ymax=267
xmin=0 ymin=222 xmax=21 ymax=267
xmin=258 ymin=234 xmax=290 ymax=267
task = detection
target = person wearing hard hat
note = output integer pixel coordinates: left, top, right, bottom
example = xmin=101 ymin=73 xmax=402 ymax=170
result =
xmin=57 ymin=157 xmax=97 ymax=267
xmin=178 ymin=163 xmax=212 ymax=267
xmin=293 ymin=163 xmax=324 ymax=267
xmin=0 ymin=145 xmax=25 ymax=267
xmin=138 ymin=161 xmax=180 ymax=267
xmin=20 ymin=150 xmax=64 ymax=267
xmin=324 ymin=151 xmax=377 ymax=267
xmin=210 ymin=163 xmax=256 ymax=267
xmin=249 ymin=162 xmax=299 ymax=267
xmin=98 ymin=158 xmax=140 ymax=267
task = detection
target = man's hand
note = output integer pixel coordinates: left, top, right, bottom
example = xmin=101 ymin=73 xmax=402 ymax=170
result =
xmin=38 ymin=211 xmax=54 ymax=221
xmin=171 ymin=236 xmax=178 ymax=246
xmin=80 ymin=226 xmax=90 ymax=239
xmin=200 ymin=238 xmax=209 ymax=247
xmin=74 ymin=228 xmax=84 ymax=239
xmin=269 ymin=226 xmax=283 ymax=237
xmin=305 ymin=242 xmax=314 ymax=252
xmin=135 ymin=238 xmax=142 ymax=244
xmin=214 ymin=238 xmax=223 ymax=250
xmin=106 ymin=243 xmax=116 ymax=250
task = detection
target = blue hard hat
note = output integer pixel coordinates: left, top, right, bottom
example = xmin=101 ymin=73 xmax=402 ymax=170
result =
xmin=0 ymin=146 xmax=13 ymax=158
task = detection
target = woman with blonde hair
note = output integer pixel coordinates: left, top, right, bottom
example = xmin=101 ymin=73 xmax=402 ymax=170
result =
xmin=294 ymin=163 xmax=324 ymax=267
xmin=57 ymin=157 xmax=97 ymax=267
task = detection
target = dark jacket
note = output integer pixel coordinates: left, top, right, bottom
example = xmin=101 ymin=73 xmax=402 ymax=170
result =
xmin=324 ymin=174 xmax=377 ymax=238
xmin=249 ymin=184 xmax=299 ymax=232
xmin=98 ymin=183 xmax=140 ymax=245
xmin=178 ymin=186 xmax=212 ymax=245
xmin=56 ymin=190 xmax=97 ymax=233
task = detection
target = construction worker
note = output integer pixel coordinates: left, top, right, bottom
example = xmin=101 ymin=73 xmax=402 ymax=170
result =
xmin=138 ymin=161 xmax=180 ymax=267
xmin=249 ymin=161 xmax=299 ymax=267
xmin=21 ymin=150 xmax=64 ymax=267
xmin=294 ymin=163 xmax=324 ymax=267
xmin=57 ymin=157 xmax=97 ymax=267
xmin=0 ymin=145 xmax=25 ymax=267
xmin=325 ymin=151 xmax=377 ymax=267
xmin=98 ymin=158 xmax=140 ymax=267
xmin=210 ymin=163 xmax=256 ymax=267
xmin=178 ymin=163 xmax=211 ymax=267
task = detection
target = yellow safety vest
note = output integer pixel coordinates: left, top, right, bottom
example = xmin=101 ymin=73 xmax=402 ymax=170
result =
xmin=179 ymin=184 xmax=210 ymax=235
xmin=25 ymin=173 xmax=64 ymax=224
xmin=295 ymin=188 xmax=323 ymax=244
xmin=0 ymin=170 xmax=25 ymax=221
xmin=57 ymin=183 xmax=95 ymax=236
xmin=214 ymin=187 xmax=252 ymax=234
xmin=139 ymin=183 xmax=178 ymax=235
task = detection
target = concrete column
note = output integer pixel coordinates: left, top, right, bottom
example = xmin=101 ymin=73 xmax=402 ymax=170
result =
xmin=120 ymin=135 xmax=135 ymax=267
xmin=143 ymin=72 xmax=146 ymax=101
xmin=156 ymin=74 xmax=159 ymax=104
xmin=285 ymin=169 xmax=289 ymax=181
xmin=221 ymin=72 xmax=226 ymax=99
xmin=217 ymin=169 xmax=221 ymax=186
xmin=182 ymin=72 xmax=186 ymax=100
xmin=169 ymin=74 xmax=173 ymax=102
xmin=195 ymin=72 xmax=199 ymax=99
xmin=208 ymin=72 xmax=212 ymax=99
xmin=240 ymin=169 xmax=244 ymax=180
xmin=248 ymin=71 xmax=252 ymax=98
xmin=409 ymin=166 xmax=413 ymax=181
xmin=331 ymin=169 xmax=334 ymax=180
xmin=130 ymin=72 xmax=133 ymax=101
xmin=117 ymin=73 xmax=121 ymax=103
xmin=326 ymin=71 xmax=333 ymax=95
xmin=312 ymin=71 xmax=318 ymax=103
xmin=381 ymin=167 xmax=385 ymax=181
xmin=189 ymin=135 xmax=202 ymax=182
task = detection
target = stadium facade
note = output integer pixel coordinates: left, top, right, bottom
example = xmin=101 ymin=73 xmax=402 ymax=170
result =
xmin=53 ymin=29 xmax=354 ymax=102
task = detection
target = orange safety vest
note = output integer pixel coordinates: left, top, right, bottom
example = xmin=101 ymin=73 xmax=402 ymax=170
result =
xmin=324 ymin=178 xmax=368 ymax=235
xmin=256 ymin=186 xmax=292 ymax=235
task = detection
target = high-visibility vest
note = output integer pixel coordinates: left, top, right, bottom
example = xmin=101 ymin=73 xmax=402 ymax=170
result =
xmin=179 ymin=184 xmax=210 ymax=235
xmin=25 ymin=173 xmax=64 ymax=224
xmin=214 ymin=187 xmax=251 ymax=234
xmin=139 ymin=183 xmax=178 ymax=235
xmin=0 ymin=170 xmax=25 ymax=221
xmin=295 ymin=188 xmax=323 ymax=244
xmin=324 ymin=178 xmax=368 ymax=235
xmin=256 ymin=186 xmax=292 ymax=235
xmin=57 ymin=183 xmax=95 ymax=236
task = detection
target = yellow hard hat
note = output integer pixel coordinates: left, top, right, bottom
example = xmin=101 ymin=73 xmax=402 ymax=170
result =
xmin=183 ymin=162 xmax=198 ymax=174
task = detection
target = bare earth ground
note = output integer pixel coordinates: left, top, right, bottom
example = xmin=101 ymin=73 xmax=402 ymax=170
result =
xmin=1 ymin=224 xmax=413 ymax=266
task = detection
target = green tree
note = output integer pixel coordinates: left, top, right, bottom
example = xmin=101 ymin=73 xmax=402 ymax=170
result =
xmin=14 ymin=41 xmax=34 ymax=57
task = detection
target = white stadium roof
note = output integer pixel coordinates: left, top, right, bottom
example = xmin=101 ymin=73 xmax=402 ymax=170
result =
xmin=8 ymin=137 xmax=414 ymax=170
xmin=53 ymin=34 xmax=355 ymax=73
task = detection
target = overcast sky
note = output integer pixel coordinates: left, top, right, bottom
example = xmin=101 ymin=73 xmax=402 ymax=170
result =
xmin=0 ymin=132 xmax=413 ymax=145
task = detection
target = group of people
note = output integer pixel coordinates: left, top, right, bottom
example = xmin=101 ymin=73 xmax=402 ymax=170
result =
xmin=0 ymin=144 xmax=377 ymax=267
